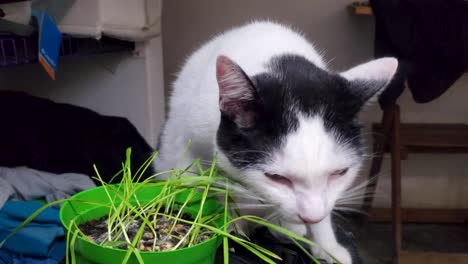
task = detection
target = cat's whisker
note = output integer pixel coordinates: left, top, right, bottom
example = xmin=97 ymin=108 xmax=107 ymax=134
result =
xmin=342 ymin=190 xmax=375 ymax=196
xmin=339 ymin=193 xmax=375 ymax=200
xmin=334 ymin=206 xmax=369 ymax=216
xmin=361 ymin=152 xmax=381 ymax=158
xmin=226 ymin=191 xmax=266 ymax=202
xmin=336 ymin=200 xmax=372 ymax=206
xmin=339 ymin=130 xmax=378 ymax=149
xmin=228 ymin=157 xmax=257 ymax=164
xmin=339 ymin=192 xmax=374 ymax=199
xmin=228 ymin=150 xmax=271 ymax=155
xmin=345 ymin=191 xmax=375 ymax=196
xmin=344 ymin=185 xmax=374 ymax=195
xmin=229 ymin=204 xmax=275 ymax=210
xmin=213 ymin=183 xmax=266 ymax=202
xmin=337 ymin=197 xmax=372 ymax=204
xmin=326 ymin=56 xmax=336 ymax=65
xmin=341 ymin=177 xmax=379 ymax=198
xmin=338 ymin=197 xmax=374 ymax=204
xmin=331 ymin=210 xmax=344 ymax=218
xmin=347 ymin=176 xmax=379 ymax=190
xmin=338 ymin=194 xmax=372 ymax=200
xmin=336 ymin=201 xmax=371 ymax=206
xmin=331 ymin=211 xmax=351 ymax=224
xmin=341 ymin=182 xmax=384 ymax=200
xmin=264 ymin=212 xmax=280 ymax=221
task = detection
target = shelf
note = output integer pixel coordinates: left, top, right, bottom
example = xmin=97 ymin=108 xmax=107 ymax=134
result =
xmin=349 ymin=1 xmax=373 ymax=16
xmin=373 ymin=123 xmax=468 ymax=154
xmin=0 ymin=33 xmax=135 ymax=68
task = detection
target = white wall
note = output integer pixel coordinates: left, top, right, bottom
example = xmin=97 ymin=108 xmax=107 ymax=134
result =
xmin=162 ymin=0 xmax=468 ymax=208
xmin=0 ymin=36 xmax=165 ymax=147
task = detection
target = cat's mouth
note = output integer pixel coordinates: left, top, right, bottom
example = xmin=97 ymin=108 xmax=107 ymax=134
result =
xmin=279 ymin=213 xmax=326 ymax=224
xmin=298 ymin=214 xmax=322 ymax=224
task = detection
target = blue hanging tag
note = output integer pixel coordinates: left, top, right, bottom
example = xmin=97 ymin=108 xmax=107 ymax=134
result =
xmin=37 ymin=12 xmax=62 ymax=80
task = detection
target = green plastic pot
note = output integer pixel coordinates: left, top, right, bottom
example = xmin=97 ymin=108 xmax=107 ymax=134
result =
xmin=59 ymin=184 xmax=224 ymax=264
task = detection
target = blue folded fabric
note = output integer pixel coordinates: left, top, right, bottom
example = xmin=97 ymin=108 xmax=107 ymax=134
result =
xmin=0 ymin=250 xmax=58 ymax=264
xmin=0 ymin=201 xmax=65 ymax=261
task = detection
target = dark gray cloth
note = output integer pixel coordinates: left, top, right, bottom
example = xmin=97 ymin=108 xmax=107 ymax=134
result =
xmin=0 ymin=91 xmax=155 ymax=184
xmin=371 ymin=0 xmax=468 ymax=108
xmin=0 ymin=166 xmax=95 ymax=209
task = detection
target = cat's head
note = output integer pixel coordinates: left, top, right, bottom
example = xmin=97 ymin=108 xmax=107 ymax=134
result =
xmin=214 ymin=54 xmax=397 ymax=224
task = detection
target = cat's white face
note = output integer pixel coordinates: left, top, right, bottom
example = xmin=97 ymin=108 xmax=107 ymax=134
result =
xmin=233 ymin=115 xmax=361 ymax=224
xmin=215 ymin=54 xmax=397 ymax=224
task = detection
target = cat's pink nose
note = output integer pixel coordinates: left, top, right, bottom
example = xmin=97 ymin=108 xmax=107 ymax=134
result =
xmin=298 ymin=214 xmax=323 ymax=224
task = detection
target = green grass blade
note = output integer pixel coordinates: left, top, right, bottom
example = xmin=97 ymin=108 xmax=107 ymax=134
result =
xmin=223 ymin=182 xmax=230 ymax=264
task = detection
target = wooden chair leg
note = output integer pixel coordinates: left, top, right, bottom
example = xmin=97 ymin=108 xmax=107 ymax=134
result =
xmin=391 ymin=105 xmax=402 ymax=264
xmin=362 ymin=106 xmax=395 ymax=216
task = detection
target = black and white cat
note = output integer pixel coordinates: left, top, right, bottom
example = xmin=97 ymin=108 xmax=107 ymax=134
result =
xmin=155 ymin=21 xmax=397 ymax=263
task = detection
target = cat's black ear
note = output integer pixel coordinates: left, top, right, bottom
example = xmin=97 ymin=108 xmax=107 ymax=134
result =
xmin=216 ymin=55 xmax=258 ymax=128
xmin=340 ymin=57 xmax=398 ymax=104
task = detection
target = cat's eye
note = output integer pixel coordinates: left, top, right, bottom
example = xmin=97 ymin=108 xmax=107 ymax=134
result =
xmin=264 ymin=173 xmax=293 ymax=187
xmin=330 ymin=168 xmax=349 ymax=178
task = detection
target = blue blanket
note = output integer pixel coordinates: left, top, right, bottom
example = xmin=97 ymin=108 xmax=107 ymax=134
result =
xmin=0 ymin=201 xmax=65 ymax=263
xmin=0 ymin=250 xmax=58 ymax=264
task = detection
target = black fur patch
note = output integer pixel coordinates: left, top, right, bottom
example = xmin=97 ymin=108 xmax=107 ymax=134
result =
xmin=217 ymin=55 xmax=378 ymax=169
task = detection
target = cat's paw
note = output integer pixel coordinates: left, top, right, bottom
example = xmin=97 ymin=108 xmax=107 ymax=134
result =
xmin=312 ymin=244 xmax=352 ymax=264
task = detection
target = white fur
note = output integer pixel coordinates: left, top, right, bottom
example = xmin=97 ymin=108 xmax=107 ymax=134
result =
xmin=341 ymin=57 xmax=398 ymax=82
xmin=261 ymin=115 xmax=361 ymax=222
xmin=341 ymin=57 xmax=398 ymax=105
xmin=155 ymin=21 xmax=397 ymax=264
xmin=156 ymin=21 xmax=326 ymax=172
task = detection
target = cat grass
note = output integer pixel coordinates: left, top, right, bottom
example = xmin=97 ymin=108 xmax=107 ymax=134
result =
xmin=1 ymin=148 xmax=328 ymax=264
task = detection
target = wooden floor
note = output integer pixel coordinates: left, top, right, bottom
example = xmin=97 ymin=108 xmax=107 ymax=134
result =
xmin=401 ymin=251 xmax=468 ymax=264
xmin=369 ymin=208 xmax=468 ymax=263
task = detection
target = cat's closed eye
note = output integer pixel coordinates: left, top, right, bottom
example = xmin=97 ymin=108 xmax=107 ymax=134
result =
xmin=264 ymin=173 xmax=293 ymax=187
xmin=330 ymin=168 xmax=349 ymax=179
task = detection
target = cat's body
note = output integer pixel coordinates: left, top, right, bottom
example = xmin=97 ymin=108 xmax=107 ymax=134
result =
xmin=155 ymin=21 xmax=397 ymax=264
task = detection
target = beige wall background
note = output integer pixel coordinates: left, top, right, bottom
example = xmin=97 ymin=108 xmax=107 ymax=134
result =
xmin=162 ymin=0 xmax=468 ymax=208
